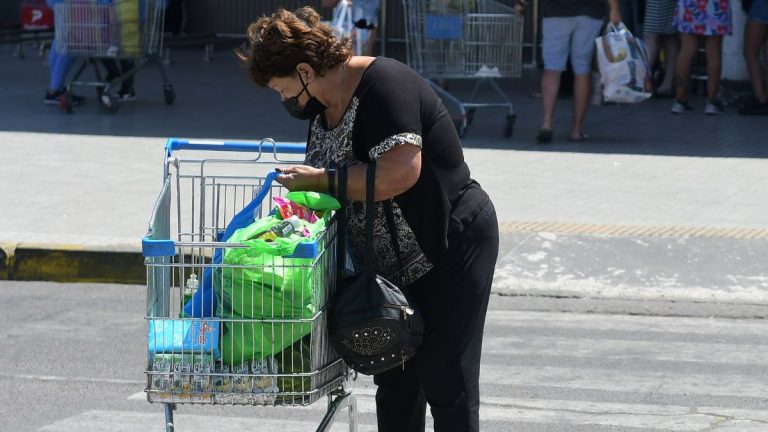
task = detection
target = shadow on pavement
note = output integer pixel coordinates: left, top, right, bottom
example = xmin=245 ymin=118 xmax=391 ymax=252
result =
xmin=2 ymin=45 xmax=767 ymax=158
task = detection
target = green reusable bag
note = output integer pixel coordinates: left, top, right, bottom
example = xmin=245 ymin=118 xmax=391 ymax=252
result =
xmin=216 ymin=212 xmax=328 ymax=366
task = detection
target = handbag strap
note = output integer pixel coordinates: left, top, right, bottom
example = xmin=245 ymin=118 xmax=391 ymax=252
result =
xmin=363 ymin=162 xmax=376 ymax=268
xmin=336 ymin=163 xmax=349 ymax=274
xmin=334 ymin=161 xmax=405 ymax=282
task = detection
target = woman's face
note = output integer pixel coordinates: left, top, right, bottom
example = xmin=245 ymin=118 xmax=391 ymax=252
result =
xmin=267 ymin=72 xmax=307 ymax=104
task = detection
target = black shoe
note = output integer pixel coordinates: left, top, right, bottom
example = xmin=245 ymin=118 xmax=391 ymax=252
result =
xmin=536 ymin=129 xmax=553 ymax=144
xmin=44 ymin=89 xmax=85 ymax=106
xmin=738 ymin=100 xmax=768 ymax=116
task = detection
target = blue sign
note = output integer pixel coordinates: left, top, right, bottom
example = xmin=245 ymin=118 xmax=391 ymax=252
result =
xmin=425 ymin=15 xmax=463 ymax=40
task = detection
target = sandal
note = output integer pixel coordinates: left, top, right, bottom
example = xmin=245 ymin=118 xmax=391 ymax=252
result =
xmin=536 ymin=129 xmax=553 ymax=144
xmin=569 ymin=133 xmax=589 ymax=143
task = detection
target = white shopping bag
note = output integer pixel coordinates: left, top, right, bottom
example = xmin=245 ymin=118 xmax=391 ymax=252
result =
xmin=595 ymin=23 xmax=652 ymax=104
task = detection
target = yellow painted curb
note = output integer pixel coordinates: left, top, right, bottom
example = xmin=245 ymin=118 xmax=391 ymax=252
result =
xmin=499 ymin=221 xmax=768 ymax=240
xmin=0 ymin=247 xmax=7 ymax=281
xmin=11 ymin=248 xmax=145 ymax=284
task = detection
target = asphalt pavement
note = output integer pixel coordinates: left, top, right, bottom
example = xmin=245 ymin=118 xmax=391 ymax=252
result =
xmin=3 ymin=281 xmax=768 ymax=432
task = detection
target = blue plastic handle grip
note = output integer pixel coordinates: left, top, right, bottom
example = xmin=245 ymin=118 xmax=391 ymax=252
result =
xmin=165 ymin=138 xmax=306 ymax=157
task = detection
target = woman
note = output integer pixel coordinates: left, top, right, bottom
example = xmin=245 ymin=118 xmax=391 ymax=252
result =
xmin=671 ymin=0 xmax=732 ymax=115
xmin=643 ymin=0 xmax=680 ymax=97
xmin=44 ymin=0 xmax=84 ymax=106
xmin=239 ymin=7 xmax=499 ymax=432
xmin=739 ymin=0 xmax=768 ymax=115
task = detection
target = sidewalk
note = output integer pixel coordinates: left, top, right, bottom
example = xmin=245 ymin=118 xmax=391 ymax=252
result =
xmin=1 ymin=46 xmax=767 ymax=297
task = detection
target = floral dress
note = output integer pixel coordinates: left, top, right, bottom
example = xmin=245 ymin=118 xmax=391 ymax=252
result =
xmin=674 ymin=0 xmax=732 ymax=36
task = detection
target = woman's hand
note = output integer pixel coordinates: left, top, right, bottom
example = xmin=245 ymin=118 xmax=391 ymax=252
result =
xmin=274 ymin=165 xmax=326 ymax=192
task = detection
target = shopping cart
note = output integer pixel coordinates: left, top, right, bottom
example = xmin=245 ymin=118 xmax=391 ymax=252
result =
xmin=52 ymin=0 xmax=174 ymax=113
xmin=402 ymin=0 xmax=524 ymax=137
xmin=143 ymin=138 xmax=357 ymax=432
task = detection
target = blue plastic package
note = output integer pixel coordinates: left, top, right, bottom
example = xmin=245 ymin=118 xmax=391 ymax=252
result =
xmin=148 ymin=319 xmax=221 ymax=359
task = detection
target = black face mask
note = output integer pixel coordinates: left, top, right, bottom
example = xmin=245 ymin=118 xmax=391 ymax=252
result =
xmin=282 ymin=72 xmax=327 ymax=120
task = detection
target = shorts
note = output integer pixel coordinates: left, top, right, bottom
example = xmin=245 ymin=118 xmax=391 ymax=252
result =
xmin=352 ymin=0 xmax=381 ymax=27
xmin=750 ymin=0 xmax=768 ymax=24
xmin=541 ymin=16 xmax=603 ymax=74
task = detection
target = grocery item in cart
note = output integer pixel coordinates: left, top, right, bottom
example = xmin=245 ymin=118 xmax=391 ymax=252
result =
xmin=216 ymin=212 xmax=331 ymax=365
xmin=115 ymin=0 xmax=140 ymax=56
xmin=148 ymin=319 xmax=221 ymax=359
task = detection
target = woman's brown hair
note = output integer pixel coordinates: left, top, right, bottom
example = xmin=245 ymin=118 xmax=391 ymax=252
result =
xmin=239 ymin=7 xmax=352 ymax=87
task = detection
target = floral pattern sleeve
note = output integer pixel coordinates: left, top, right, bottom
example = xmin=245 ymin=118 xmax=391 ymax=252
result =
xmin=368 ymin=133 xmax=423 ymax=160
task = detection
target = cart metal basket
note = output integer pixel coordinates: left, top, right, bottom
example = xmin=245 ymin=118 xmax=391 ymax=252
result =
xmin=142 ymin=138 xmax=357 ymax=432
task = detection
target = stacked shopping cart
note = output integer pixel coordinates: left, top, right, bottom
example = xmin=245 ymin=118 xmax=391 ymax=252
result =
xmin=402 ymin=0 xmax=524 ymax=137
xmin=52 ymin=0 xmax=174 ymax=112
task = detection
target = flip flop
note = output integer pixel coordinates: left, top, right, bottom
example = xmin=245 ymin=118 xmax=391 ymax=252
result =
xmin=569 ymin=133 xmax=589 ymax=143
xmin=536 ymin=129 xmax=553 ymax=144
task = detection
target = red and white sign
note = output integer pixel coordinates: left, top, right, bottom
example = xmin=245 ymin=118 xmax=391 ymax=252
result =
xmin=20 ymin=1 xmax=54 ymax=31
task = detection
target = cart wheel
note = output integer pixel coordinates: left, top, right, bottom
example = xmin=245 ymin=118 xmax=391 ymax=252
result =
xmin=466 ymin=108 xmax=476 ymax=126
xmin=504 ymin=115 xmax=516 ymax=138
xmin=99 ymin=92 xmax=120 ymax=114
xmin=163 ymin=85 xmax=176 ymax=105
xmin=59 ymin=93 xmax=72 ymax=114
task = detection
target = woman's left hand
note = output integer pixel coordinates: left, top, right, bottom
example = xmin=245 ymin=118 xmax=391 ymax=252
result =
xmin=274 ymin=165 xmax=326 ymax=191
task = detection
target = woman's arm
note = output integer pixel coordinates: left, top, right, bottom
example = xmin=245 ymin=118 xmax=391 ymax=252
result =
xmin=275 ymin=143 xmax=422 ymax=201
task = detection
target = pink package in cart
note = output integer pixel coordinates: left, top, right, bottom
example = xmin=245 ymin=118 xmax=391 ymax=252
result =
xmin=273 ymin=196 xmax=318 ymax=224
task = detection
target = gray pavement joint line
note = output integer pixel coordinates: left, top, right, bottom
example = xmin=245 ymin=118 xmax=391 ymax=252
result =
xmin=499 ymin=221 xmax=768 ymax=240
xmin=0 ymin=372 xmax=144 ymax=386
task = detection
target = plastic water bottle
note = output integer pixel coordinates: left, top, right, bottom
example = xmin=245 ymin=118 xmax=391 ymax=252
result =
xmin=182 ymin=274 xmax=198 ymax=310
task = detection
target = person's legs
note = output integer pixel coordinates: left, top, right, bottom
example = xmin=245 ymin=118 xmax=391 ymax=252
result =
xmin=644 ymin=33 xmax=660 ymax=72
xmin=657 ymin=33 xmax=680 ymax=93
xmin=408 ymin=200 xmax=498 ymax=432
xmin=744 ymin=19 xmax=768 ymax=103
xmin=48 ymin=43 xmax=76 ymax=92
xmin=539 ymin=17 xmax=573 ymax=139
xmin=374 ymin=366 xmax=427 ymax=432
xmin=119 ymin=59 xmax=136 ymax=93
xmin=568 ymin=16 xmax=602 ymax=140
xmin=540 ymin=70 xmax=562 ymax=133
xmin=571 ymin=73 xmax=591 ymax=140
xmin=704 ymin=35 xmax=724 ymax=102
xmin=673 ymin=33 xmax=698 ymax=102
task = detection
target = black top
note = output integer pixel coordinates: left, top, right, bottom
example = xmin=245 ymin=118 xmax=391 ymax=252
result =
xmin=541 ymin=0 xmax=607 ymax=20
xmin=303 ymin=57 xmax=489 ymax=284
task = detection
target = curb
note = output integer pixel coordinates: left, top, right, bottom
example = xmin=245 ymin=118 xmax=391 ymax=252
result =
xmin=0 ymin=247 xmax=6 ymax=281
xmin=1 ymin=244 xmax=145 ymax=285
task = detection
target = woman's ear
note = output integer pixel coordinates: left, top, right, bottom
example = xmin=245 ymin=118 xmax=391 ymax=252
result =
xmin=296 ymin=63 xmax=316 ymax=82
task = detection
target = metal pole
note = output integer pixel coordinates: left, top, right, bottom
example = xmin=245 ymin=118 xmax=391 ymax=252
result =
xmin=531 ymin=0 xmax=538 ymax=67
xmin=380 ymin=0 xmax=387 ymax=57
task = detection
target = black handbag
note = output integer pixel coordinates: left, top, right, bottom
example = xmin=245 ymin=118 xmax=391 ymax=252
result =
xmin=328 ymin=162 xmax=424 ymax=375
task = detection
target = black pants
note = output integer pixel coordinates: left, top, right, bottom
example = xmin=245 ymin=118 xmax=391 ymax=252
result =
xmin=374 ymin=199 xmax=499 ymax=432
xmin=102 ymin=59 xmax=135 ymax=92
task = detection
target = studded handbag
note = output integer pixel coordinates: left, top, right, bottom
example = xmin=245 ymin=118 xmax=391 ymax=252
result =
xmin=328 ymin=162 xmax=424 ymax=375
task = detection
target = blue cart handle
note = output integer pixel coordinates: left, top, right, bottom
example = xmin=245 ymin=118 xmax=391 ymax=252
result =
xmin=165 ymin=138 xmax=307 ymax=158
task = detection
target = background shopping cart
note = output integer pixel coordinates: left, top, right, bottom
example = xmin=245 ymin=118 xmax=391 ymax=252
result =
xmin=143 ymin=139 xmax=357 ymax=432
xmin=402 ymin=0 xmax=524 ymax=138
xmin=52 ymin=0 xmax=174 ymax=113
